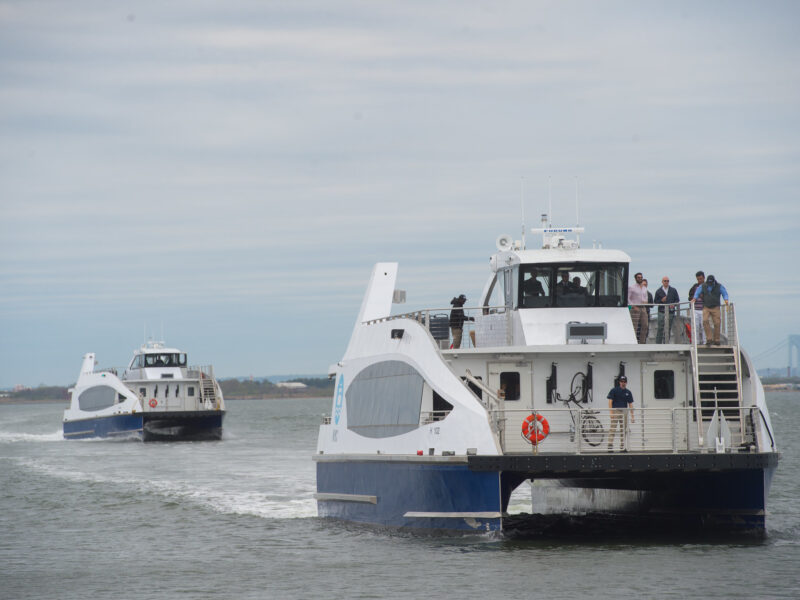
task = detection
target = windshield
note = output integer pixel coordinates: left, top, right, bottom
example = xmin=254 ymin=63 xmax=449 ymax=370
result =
xmin=133 ymin=353 xmax=187 ymax=368
xmin=518 ymin=263 xmax=628 ymax=308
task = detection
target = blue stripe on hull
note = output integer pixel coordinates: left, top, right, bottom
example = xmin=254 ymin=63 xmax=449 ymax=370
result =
xmin=316 ymin=460 xmax=502 ymax=532
xmin=63 ymin=414 xmax=143 ymax=440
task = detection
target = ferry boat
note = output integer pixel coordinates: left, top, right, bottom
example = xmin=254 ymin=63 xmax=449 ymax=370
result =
xmin=315 ymin=221 xmax=779 ymax=532
xmin=63 ymin=341 xmax=225 ymax=441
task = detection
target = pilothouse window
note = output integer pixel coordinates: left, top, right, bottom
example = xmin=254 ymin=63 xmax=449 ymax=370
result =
xmin=143 ymin=353 xmax=187 ymax=367
xmin=518 ymin=263 xmax=627 ymax=308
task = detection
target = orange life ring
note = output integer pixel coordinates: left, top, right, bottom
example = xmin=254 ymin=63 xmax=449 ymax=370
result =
xmin=522 ymin=413 xmax=550 ymax=444
xmin=149 ymin=398 xmax=157 ymax=408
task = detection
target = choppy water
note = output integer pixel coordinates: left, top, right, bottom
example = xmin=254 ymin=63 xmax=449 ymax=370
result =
xmin=1 ymin=394 xmax=799 ymax=599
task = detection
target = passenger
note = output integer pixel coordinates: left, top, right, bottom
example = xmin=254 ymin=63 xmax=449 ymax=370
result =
xmin=556 ymin=271 xmax=573 ymax=294
xmin=628 ymin=272 xmax=649 ymax=343
xmin=522 ymin=274 xmax=544 ymax=297
xmin=449 ymin=294 xmax=474 ymax=349
xmin=653 ymin=276 xmax=679 ymax=343
xmin=572 ymin=276 xmax=587 ymax=295
xmin=688 ymin=271 xmax=707 ymax=345
xmin=607 ymin=375 xmax=634 ymax=452
xmin=693 ymin=275 xmax=729 ymax=346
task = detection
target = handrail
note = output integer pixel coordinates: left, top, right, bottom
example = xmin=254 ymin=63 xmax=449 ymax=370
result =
xmin=689 ymin=299 xmax=705 ymax=447
xmin=756 ymin=407 xmax=776 ymax=451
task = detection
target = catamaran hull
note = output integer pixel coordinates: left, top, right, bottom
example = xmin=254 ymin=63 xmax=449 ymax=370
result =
xmin=529 ymin=467 xmax=776 ymax=531
xmin=142 ymin=411 xmax=224 ymax=441
xmin=316 ymin=454 xmax=777 ymax=533
xmin=315 ymin=458 xmax=514 ymax=532
xmin=63 ymin=414 xmax=143 ymax=440
xmin=63 ymin=411 xmax=224 ymax=441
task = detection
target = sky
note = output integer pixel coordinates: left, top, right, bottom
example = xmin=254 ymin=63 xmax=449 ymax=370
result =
xmin=1 ymin=0 xmax=799 ymax=387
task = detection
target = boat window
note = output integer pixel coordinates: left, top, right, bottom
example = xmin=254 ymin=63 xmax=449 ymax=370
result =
xmin=596 ymin=264 xmax=627 ymax=307
xmin=517 ymin=263 xmax=628 ymax=308
xmin=500 ymin=372 xmax=520 ymax=401
xmin=78 ymin=385 xmax=117 ymax=411
xmin=143 ymin=353 xmax=184 ymax=368
xmin=139 ymin=387 xmax=146 ymax=397
xmin=654 ymin=370 xmax=675 ymax=399
xmin=520 ymin=267 xmax=552 ymax=308
xmin=188 ymin=386 xmax=195 ymax=397
xmin=346 ymin=360 xmax=424 ymax=438
xmin=130 ymin=355 xmax=144 ymax=369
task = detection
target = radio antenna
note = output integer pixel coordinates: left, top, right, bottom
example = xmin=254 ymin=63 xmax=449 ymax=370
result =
xmin=520 ymin=176 xmax=526 ymax=250
xmin=548 ymin=176 xmax=552 ymax=226
xmin=575 ymin=176 xmax=581 ymax=247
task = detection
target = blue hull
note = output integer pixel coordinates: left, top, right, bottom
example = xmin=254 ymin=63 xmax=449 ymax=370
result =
xmin=316 ymin=459 xmax=503 ymax=531
xmin=316 ymin=455 xmax=777 ymax=533
xmin=64 ymin=411 xmax=224 ymax=441
xmin=63 ymin=414 xmax=143 ymax=439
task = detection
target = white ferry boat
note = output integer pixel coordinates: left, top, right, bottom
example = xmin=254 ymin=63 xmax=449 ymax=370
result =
xmin=63 ymin=341 xmax=225 ymax=441
xmin=315 ymin=222 xmax=779 ymax=532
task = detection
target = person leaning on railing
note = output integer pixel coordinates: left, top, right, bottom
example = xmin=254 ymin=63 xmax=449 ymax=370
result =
xmin=449 ymin=294 xmax=474 ymax=349
xmin=693 ymin=274 xmax=729 ymax=346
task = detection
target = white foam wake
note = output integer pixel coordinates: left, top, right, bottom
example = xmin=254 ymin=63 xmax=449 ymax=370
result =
xmin=13 ymin=457 xmax=318 ymax=520
xmin=0 ymin=430 xmax=65 ymax=443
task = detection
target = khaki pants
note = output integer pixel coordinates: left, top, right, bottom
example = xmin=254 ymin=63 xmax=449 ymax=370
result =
xmin=703 ymin=306 xmax=721 ymax=344
xmin=608 ymin=409 xmax=628 ymax=450
xmin=451 ymin=327 xmax=463 ymax=349
xmin=630 ymin=306 xmax=649 ymax=344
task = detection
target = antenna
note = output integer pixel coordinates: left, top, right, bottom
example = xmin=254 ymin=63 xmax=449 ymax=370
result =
xmin=575 ymin=176 xmax=580 ymax=247
xmin=548 ymin=176 xmax=552 ymax=226
xmin=520 ymin=176 xmax=526 ymax=250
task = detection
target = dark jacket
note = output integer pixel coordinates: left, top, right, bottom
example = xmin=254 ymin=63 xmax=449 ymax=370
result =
xmin=689 ymin=283 xmax=703 ymax=309
xmin=653 ymin=285 xmax=679 ymax=313
xmin=449 ymin=307 xmax=473 ymax=329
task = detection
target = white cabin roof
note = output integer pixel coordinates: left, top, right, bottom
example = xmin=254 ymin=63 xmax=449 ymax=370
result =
xmin=492 ymin=247 xmax=630 ymax=270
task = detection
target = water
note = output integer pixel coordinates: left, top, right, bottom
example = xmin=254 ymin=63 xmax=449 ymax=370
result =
xmin=1 ymin=394 xmax=799 ymax=599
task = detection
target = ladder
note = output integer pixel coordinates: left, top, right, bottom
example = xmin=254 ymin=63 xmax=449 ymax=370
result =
xmin=200 ymin=377 xmax=218 ymax=409
xmin=693 ymin=345 xmax=744 ymax=445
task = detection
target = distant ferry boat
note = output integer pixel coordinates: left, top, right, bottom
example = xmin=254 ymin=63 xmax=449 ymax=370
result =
xmin=315 ymin=220 xmax=779 ymax=532
xmin=63 ymin=341 xmax=225 ymax=441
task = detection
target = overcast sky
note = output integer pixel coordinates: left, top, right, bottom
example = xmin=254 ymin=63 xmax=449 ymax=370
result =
xmin=1 ymin=0 xmax=799 ymax=387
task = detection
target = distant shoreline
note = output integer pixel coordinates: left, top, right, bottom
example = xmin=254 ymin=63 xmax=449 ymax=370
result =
xmin=0 ymin=394 xmax=328 ymax=405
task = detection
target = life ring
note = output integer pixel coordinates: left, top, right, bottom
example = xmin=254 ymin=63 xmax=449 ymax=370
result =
xmin=522 ymin=413 xmax=550 ymax=444
xmin=149 ymin=398 xmax=157 ymax=408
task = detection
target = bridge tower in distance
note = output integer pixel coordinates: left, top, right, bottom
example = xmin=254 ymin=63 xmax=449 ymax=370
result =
xmin=789 ymin=335 xmax=800 ymax=377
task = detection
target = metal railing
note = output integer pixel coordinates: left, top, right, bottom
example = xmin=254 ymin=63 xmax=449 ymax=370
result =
xmin=490 ymin=406 xmax=756 ymax=455
xmin=365 ymin=306 xmax=510 ymax=350
xmin=365 ymin=302 xmax=739 ymax=350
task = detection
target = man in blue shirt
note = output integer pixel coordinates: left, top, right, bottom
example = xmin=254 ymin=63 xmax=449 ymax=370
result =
xmin=692 ymin=274 xmax=730 ymax=346
xmin=607 ymin=375 xmax=635 ymax=451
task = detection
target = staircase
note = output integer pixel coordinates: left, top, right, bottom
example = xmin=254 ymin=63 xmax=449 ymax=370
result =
xmin=694 ymin=345 xmax=744 ymax=443
xmin=200 ymin=377 xmax=218 ymax=408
